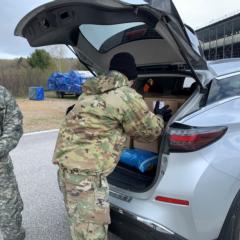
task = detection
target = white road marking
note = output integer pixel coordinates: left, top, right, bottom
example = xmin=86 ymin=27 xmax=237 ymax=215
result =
xmin=24 ymin=129 xmax=59 ymax=136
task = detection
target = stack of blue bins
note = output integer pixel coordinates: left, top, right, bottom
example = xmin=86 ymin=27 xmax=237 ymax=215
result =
xmin=29 ymin=87 xmax=44 ymax=101
xmin=47 ymin=71 xmax=91 ymax=94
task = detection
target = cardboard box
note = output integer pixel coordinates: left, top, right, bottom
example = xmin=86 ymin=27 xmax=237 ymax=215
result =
xmin=125 ymin=136 xmax=133 ymax=148
xmin=133 ymin=95 xmax=183 ymax=153
xmin=125 ymin=95 xmax=187 ymax=153
xmin=144 ymin=96 xmax=179 ymax=114
xmin=133 ymin=138 xmax=161 ymax=153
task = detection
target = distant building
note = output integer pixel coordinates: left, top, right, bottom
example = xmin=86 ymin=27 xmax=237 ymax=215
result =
xmin=196 ymin=12 xmax=240 ymax=60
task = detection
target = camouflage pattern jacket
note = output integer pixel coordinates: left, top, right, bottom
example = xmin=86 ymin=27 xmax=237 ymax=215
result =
xmin=53 ymin=71 xmax=164 ymax=174
xmin=0 ymin=86 xmax=23 ymax=161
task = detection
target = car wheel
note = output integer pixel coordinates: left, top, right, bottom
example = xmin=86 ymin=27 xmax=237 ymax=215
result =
xmin=220 ymin=199 xmax=240 ymax=240
xmin=56 ymin=91 xmax=64 ymax=98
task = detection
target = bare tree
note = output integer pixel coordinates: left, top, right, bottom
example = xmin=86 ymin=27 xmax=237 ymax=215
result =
xmin=47 ymin=45 xmax=67 ymax=72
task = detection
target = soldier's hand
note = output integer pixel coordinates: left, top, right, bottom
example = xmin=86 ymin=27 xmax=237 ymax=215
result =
xmin=154 ymin=101 xmax=172 ymax=122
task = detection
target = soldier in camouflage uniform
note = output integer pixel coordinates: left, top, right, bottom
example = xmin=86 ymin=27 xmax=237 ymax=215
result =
xmin=53 ymin=53 xmax=168 ymax=240
xmin=0 ymin=86 xmax=25 ymax=240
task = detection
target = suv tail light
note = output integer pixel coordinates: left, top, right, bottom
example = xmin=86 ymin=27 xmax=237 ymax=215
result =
xmin=168 ymin=123 xmax=227 ymax=152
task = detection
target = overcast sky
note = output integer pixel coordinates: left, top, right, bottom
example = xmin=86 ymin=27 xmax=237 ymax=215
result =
xmin=0 ymin=0 xmax=239 ymax=59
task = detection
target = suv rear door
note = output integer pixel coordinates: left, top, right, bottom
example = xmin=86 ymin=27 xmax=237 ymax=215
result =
xmin=15 ymin=0 xmax=210 ymax=88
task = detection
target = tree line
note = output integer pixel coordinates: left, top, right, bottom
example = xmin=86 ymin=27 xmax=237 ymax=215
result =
xmin=0 ymin=49 xmax=85 ymax=97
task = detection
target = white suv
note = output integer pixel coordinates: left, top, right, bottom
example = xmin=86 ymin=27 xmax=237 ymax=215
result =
xmin=15 ymin=1 xmax=240 ymax=239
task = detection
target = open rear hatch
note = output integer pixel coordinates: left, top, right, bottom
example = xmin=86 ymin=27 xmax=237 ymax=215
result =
xmin=15 ymin=0 xmax=212 ymax=192
xmin=15 ymin=0 xmax=210 ymax=89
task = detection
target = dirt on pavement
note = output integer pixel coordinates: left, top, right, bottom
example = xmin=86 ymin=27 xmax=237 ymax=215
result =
xmin=17 ymin=97 xmax=76 ymax=133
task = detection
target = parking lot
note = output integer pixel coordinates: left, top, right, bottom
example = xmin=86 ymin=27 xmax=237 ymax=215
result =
xmin=2 ymin=131 xmax=120 ymax=240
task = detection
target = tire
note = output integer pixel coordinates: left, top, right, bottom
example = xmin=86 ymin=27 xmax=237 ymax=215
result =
xmin=219 ymin=193 xmax=240 ymax=240
xmin=231 ymin=202 xmax=240 ymax=240
xmin=56 ymin=91 xmax=64 ymax=98
xmin=56 ymin=91 xmax=60 ymax=98
xmin=60 ymin=92 xmax=64 ymax=98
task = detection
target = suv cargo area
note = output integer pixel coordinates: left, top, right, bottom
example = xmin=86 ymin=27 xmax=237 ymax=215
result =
xmin=107 ymin=75 xmax=196 ymax=192
xmin=14 ymin=0 xmax=210 ymax=193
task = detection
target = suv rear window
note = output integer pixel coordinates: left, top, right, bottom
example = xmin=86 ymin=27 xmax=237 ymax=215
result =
xmin=80 ymin=23 xmax=162 ymax=53
xmin=207 ymin=73 xmax=240 ymax=104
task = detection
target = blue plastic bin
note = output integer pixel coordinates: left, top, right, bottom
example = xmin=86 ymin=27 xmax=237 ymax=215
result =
xmin=29 ymin=87 xmax=44 ymax=101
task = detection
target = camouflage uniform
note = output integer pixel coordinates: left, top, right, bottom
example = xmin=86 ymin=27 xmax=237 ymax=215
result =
xmin=0 ymin=86 xmax=25 ymax=240
xmin=53 ymin=71 xmax=164 ymax=240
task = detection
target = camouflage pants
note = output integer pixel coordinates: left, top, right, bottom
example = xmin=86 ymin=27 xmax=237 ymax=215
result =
xmin=58 ymin=169 xmax=111 ymax=240
xmin=0 ymin=156 xmax=25 ymax=240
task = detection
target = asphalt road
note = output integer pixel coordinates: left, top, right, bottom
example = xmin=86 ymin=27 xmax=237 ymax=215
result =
xmin=0 ymin=131 xmax=120 ymax=240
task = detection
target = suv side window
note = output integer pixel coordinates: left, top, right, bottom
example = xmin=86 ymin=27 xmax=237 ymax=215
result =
xmin=207 ymin=74 xmax=240 ymax=105
xmin=182 ymin=77 xmax=196 ymax=90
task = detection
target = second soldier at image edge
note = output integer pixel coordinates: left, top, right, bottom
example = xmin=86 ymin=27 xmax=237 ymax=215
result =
xmin=0 ymin=86 xmax=25 ymax=240
xmin=53 ymin=53 xmax=171 ymax=240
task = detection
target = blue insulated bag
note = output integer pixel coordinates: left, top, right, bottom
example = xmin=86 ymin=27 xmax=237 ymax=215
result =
xmin=120 ymin=148 xmax=158 ymax=173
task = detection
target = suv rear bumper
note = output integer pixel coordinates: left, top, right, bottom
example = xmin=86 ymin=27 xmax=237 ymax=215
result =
xmin=109 ymin=205 xmax=187 ymax=240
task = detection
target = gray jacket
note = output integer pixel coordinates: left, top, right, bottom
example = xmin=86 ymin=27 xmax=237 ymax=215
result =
xmin=0 ymin=86 xmax=23 ymax=161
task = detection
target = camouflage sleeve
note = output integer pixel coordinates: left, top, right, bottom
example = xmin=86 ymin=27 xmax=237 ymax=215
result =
xmin=0 ymin=88 xmax=23 ymax=158
xmin=122 ymin=90 xmax=164 ymax=142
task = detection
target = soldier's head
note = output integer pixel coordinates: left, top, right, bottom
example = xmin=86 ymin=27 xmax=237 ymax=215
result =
xmin=109 ymin=52 xmax=138 ymax=80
